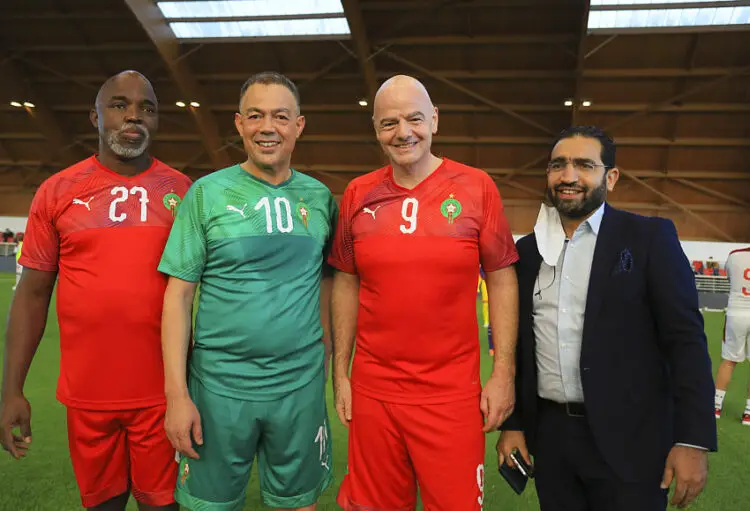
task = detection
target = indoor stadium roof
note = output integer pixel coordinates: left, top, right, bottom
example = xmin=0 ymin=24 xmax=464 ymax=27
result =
xmin=0 ymin=0 xmax=748 ymax=241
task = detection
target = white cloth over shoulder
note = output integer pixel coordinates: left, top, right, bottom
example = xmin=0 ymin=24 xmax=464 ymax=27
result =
xmin=533 ymin=204 xmax=567 ymax=267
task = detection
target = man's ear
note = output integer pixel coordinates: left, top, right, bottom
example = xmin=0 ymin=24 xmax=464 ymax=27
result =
xmin=606 ymin=167 xmax=620 ymax=192
xmin=234 ymin=112 xmax=244 ymax=138
xmin=90 ymin=109 xmax=98 ymax=129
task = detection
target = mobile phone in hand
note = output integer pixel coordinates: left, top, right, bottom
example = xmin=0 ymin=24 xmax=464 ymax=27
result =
xmin=509 ymin=449 xmax=534 ymax=478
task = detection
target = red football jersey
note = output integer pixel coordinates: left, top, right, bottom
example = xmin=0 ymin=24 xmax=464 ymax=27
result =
xmin=328 ymin=158 xmax=518 ymax=404
xmin=19 ymin=156 xmax=192 ymax=410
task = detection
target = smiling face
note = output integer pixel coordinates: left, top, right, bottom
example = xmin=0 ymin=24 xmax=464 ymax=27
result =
xmin=234 ymin=83 xmax=305 ymax=173
xmin=91 ymin=72 xmax=158 ymax=160
xmin=372 ymin=76 xmax=438 ymax=170
xmin=546 ymin=135 xmax=619 ymax=219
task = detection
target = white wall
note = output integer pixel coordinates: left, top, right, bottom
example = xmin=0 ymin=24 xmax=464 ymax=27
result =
xmin=0 ymin=216 xmax=28 ymax=233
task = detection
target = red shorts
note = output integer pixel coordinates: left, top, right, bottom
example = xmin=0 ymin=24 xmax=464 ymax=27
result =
xmin=66 ymin=405 xmax=178 ymax=508
xmin=337 ymin=390 xmax=486 ymax=511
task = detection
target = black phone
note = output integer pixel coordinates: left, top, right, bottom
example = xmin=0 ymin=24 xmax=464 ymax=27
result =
xmin=498 ymin=449 xmax=534 ymax=495
xmin=509 ymin=450 xmax=534 ymax=478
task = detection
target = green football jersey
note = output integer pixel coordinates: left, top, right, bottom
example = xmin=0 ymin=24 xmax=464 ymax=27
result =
xmin=158 ymin=165 xmax=338 ymax=401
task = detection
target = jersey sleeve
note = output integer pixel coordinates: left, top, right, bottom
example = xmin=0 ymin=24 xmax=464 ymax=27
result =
xmin=158 ymin=183 xmax=208 ymax=283
xmin=322 ymin=191 xmax=340 ymax=277
xmin=478 ymin=173 xmax=519 ymax=272
xmin=327 ymin=183 xmax=357 ymax=274
xmin=18 ymin=179 xmax=60 ymax=272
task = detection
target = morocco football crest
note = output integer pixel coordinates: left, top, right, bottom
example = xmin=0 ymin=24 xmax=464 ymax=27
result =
xmin=297 ymin=198 xmax=310 ymax=229
xmin=163 ymin=192 xmax=182 ymax=217
xmin=440 ymin=194 xmax=462 ymax=224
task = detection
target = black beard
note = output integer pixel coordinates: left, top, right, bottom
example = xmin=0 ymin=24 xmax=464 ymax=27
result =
xmin=546 ymin=178 xmax=607 ymax=219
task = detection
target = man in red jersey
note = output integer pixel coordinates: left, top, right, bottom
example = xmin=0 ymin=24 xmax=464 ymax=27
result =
xmin=329 ymin=74 xmax=519 ymax=511
xmin=0 ymin=70 xmax=192 ymax=511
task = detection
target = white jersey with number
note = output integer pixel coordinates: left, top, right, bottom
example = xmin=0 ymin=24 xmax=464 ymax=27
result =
xmin=726 ymin=248 xmax=750 ymax=315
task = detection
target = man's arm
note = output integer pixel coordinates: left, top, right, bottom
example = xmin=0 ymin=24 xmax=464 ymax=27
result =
xmin=0 ymin=268 xmax=57 ymax=458
xmin=647 ymin=219 xmax=715 ymax=508
xmin=162 ymin=276 xmax=202 ymax=459
xmin=331 ymin=270 xmax=359 ymax=427
xmin=486 ymin=266 xmax=519 ymax=379
xmin=320 ymin=270 xmax=333 ymax=378
xmin=647 ymin=219 xmax=716 ymax=450
xmin=162 ymin=277 xmax=197 ymax=401
xmin=481 ymin=265 xmax=519 ymax=432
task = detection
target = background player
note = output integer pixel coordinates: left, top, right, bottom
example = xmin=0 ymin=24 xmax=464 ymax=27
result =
xmin=159 ymin=71 xmax=337 ymax=511
xmin=478 ymin=266 xmax=494 ymax=355
xmin=12 ymin=232 xmax=23 ymax=291
xmin=329 ymin=75 xmax=519 ymax=511
xmin=715 ymin=246 xmax=750 ymax=424
xmin=0 ymin=71 xmax=191 ymax=510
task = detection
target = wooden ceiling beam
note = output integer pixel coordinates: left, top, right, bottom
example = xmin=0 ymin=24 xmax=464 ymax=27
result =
xmin=124 ymin=0 xmax=232 ymax=170
xmin=584 ymin=34 xmax=617 ymax=61
xmin=670 ymin=178 xmax=750 ymax=209
xmin=380 ymin=34 xmax=577 ymax=45
xmin=11 ymin=43 xmax=153 ymax=53
xmin=0 ymin=10 xmax=130 ymax=20
xmin=341 ymin=0 xmax=380 ymax=104
xmin=571 ymin=1 xmax=592 ymax=125
xmin=0 ymin=57 xmax=90 ymax=166
xmin=499 ymin=61 xmax=750 ymax=186
xmin=584 ymin=67 xmax=750 ymax=78
xmin=28 ymin=67 xmax=750 ymax=84
xmin=4 ymin=133 xmax=749 ymax=148
xmin=621 ymin=169 xmax=736 ymax=241
xmin=660 ymin=34 xmax=701 ymax=187
xmin=382 ymin=50 xmax=557 ymax=136
xmin=604 ymin=63 xmax=750 ymax=134
xmin=36 ymin=103 xmax=750 ymax=114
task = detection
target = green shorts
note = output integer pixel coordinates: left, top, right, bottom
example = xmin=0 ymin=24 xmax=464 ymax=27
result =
xmin=175 ymin=369 xmax=333 ymax=510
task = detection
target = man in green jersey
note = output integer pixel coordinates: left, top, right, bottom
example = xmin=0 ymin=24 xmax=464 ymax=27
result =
xmin=158 ymin=71 xmax=337 ymax=511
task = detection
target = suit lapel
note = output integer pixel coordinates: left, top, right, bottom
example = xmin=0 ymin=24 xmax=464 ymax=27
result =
xmin=523 ymin=235 xmax=542 ymax=306
xmin=582 ymin=204 xmax=622 ymax=343
xmin=521 ymin=235 xmax=542 ymax=353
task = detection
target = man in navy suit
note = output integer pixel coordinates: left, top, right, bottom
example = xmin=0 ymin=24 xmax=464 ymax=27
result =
xmin=496 ymin=126 xmax=716 ymax=510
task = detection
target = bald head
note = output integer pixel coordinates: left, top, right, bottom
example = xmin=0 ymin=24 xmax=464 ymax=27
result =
xmin=372 ymin=74 xmax=439 ymax=170
xmin=373 ymin=74 xmax=434 ymax=118
xmin=95 ymin=70 xmax=155 ymax=108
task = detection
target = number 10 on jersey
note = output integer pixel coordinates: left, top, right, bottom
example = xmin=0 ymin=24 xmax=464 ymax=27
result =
xmin=255 ymin=197 xmax=294 ymax=234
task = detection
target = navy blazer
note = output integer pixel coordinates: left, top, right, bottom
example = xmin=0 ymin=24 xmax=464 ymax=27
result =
xmin=502 ymin=203 xmax=717 ymax=483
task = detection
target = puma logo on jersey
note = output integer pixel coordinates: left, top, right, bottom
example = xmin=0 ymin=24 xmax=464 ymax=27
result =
xmin=72 ymin=196 xmax=94 ymax=211
xmin=362 ymin=206 xmax=381 ymax=219
xmin=226 ymin=204 xmax=247 ymax=218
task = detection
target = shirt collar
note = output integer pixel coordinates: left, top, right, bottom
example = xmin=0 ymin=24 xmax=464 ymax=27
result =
xmin=534 ymin=202 xmax=606 ymax=267
xmin=583 ymin=202 xmax=606 ymax=236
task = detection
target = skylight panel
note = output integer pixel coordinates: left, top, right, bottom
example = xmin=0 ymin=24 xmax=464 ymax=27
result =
xmin=588 ymin=2 xmax=750 ymax=31
xmin=158 ymin=0 xmax=345 ymax=19
xmin=157 ymin=0 xmax=351 ymax=41
xmin=591 ymin=0 xmax=735 ymax=5
xmin=170 ymin=18 xmax=351 ymax=40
